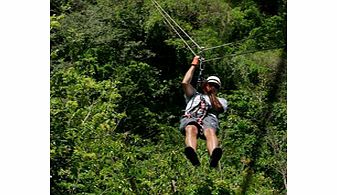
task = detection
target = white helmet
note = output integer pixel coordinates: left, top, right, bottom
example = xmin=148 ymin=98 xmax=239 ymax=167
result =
xmin=206 ymin=76 xmax=221 ymax=88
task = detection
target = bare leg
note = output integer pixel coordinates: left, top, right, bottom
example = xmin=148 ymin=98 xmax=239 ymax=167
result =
xmin=204 ymin=128 xmax=222 ymax=167
xmin=204 ymin=128 xmax=219 ymax=155
xmin=184 ymin=125 xmax=200 ymax=166
xmin=185 ymin=125 xmax=198 ymax=151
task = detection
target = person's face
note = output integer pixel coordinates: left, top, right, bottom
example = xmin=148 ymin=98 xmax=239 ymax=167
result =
xmin=202 ymin=82 xmax=219 ymax=94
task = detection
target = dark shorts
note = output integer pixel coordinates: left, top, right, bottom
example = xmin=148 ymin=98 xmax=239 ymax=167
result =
xmin=179 ymin=115 xmax=219 ymax=139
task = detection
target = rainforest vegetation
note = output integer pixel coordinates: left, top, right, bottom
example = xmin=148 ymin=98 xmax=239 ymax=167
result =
xmin=50 ymin=0 xmax=286 ymax=194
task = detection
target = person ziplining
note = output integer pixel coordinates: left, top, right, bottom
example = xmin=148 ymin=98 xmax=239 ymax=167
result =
xmin=180 ymin=56 xmax=228 ymax=167
xmin=151 ymin=0 xmax=284 ymax=167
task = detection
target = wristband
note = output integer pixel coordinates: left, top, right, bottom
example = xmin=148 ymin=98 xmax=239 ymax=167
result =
xmin=191 ymin=58 xmax=199 ymax=66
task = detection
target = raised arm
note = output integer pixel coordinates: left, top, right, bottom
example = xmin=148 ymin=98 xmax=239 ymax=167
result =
xmin=182 ymin=56 xmax=199 ymax=97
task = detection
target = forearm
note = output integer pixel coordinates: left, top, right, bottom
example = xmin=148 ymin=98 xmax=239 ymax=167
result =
xmin=181 ymin=65 xmax=197 ymax=84
xmin=182 ymin=56 xmax=199 ymax=84
xmin=182 ymin=56 xmax=199 ymax=97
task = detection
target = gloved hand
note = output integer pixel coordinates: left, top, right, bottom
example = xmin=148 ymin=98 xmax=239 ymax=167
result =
xmin=191 ymin=56 xmax=200 ymax=66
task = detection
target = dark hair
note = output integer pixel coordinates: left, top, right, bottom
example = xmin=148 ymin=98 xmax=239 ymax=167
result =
xmin=208 ymin=91 xmax=224 ymax=113
xmin=202 ymin=83 xmax=224 ymax=112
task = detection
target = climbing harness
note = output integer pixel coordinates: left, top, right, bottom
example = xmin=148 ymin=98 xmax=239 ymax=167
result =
xmin=183 ymin=95 xmax=208 ymax=135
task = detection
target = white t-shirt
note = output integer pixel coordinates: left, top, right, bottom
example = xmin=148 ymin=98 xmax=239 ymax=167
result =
xmin=184 ymin=91 xmax=228 ymax=116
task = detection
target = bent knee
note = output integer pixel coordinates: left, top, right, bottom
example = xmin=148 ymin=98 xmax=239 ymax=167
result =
xmin=185 ymin=125 xmax=198 ymax=135
xmin=204 ymin=128 xmax=217 ymax=137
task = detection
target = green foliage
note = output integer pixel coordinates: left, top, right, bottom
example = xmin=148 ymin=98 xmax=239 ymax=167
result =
xmin=51 ymin=0 xmax=287 ymax=194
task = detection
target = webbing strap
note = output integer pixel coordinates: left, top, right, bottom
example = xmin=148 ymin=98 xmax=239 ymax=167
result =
xmin=184 ymin=95 xmax=208 ymax=125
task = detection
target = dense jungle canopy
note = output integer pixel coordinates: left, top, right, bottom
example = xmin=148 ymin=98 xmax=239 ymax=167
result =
xmin=50 ymin=0 xmax=287 ymax=194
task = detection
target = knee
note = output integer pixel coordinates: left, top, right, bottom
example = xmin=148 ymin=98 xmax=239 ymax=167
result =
xmin=204 ymin=128 xmax=216 ymax=138
xmin=185 ymin=125 xmax=198 ymax=136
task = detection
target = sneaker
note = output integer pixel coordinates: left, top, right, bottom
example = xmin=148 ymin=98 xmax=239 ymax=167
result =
xmin=184 ymin=147 xmax=200 ymax=166
xmin=210 ymin=147 xmax=223 ymax=168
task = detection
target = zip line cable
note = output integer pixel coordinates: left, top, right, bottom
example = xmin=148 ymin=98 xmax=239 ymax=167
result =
xmin=151 ymin=0 xmax=203 ymax=50
xmin=152 ymin=0 xmax=206 ymax=85
xmin=152 ymin=0 xmax=198 ymax=56
xmin=203 ymin=45 xmax=286 ymax=62
xmin=151 ymin=0 xmax=251 ymax=54
xmin=152 ymin=0 xmax=285 ymax=63
xmin=202 ymin=38 xmax=250 ymax=51
xmin=153 ymin=0 xmax=240 ymax=55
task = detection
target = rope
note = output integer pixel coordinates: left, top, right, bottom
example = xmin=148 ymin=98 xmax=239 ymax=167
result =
xmin=151 ymin=0 xmax=285 ymax=70
xmin=152 ymin=1 xmax=197 ymax=56
xmin=203 ymin=45 xmax=286 ymax=62
xmin=151 ymin=1 xmax=206 ymax=86
xmin=202 ymin=38 xmax=249 ymax=51
xmin=151 ymin=0 xmax=202 ymax=50
xmin=152 ymin=0 xmax=202 ymax=50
